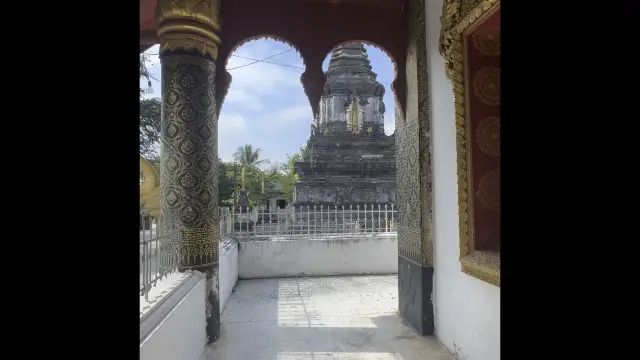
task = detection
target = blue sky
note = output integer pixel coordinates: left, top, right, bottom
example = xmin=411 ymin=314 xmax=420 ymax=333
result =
xmin=141 ymin=39 xmax=395 ymax=166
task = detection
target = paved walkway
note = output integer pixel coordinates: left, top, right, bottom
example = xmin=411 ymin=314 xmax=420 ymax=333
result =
xmin=206 ymin=275 xmax=455 ymax=360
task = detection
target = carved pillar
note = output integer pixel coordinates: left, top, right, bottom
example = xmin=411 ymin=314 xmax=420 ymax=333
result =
xmin=396 ymin=0 xmax=435 ymax=335
xmin=156 ymin=0 xmax=222 ymax=344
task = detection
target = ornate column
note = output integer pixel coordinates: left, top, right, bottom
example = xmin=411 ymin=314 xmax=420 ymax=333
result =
xmin=396 ymin=0 xmax=435 ymax=335
xmin=156 ymin=0 xmax=222 ymax=343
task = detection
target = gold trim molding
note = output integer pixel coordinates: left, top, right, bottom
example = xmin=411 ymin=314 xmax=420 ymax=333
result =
xmin=461 ymin=251 xmax=500 ymax=286
xmin=156 ymin=0 xmax=222 ymax=60
xmin=439 ymin=0 xmax=500 ymax=287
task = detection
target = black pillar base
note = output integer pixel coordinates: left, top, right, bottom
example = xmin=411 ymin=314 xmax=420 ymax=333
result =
xmin=179 ymin=266 xmax=221 ymax=344
xmin=204 ymin=268 xmax=221 ymax=344
xmin=398 ymin=256 xmax=434 ymax=335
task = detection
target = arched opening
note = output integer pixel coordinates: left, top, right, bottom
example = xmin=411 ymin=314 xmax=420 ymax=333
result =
xmin=218 ymin=38 xmax=311 ymax=219
xmin=267 ymin=40 xmax=399 ymax=234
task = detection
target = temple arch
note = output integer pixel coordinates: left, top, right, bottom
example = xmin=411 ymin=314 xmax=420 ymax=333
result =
xmin=217 ymin=35 xmax=306 ymax=112
xmin=216 ymin=38 xmax=312 ymax=185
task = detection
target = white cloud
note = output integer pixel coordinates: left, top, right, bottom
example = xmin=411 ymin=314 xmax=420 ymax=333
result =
xmin=384 ymin=112 xmax=396 ymax=135
xmin=142 ymin=40 xmax=398 ymax=165
xmin=256 ymin=105 xmax=313 ymax=132
xmin=217 ymin=113 xmax=249 ymax=161
xmin=223 ymin=89 xmax=264 ymax=111
xmin=225 ymin=41 xmax=305 ymax=97
xmin=218 ymin=113 xmax=247 ymax=135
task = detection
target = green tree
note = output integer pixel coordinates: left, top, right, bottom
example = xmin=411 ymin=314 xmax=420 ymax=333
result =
xmin=233 ymin=144 xmax=269 ymax=190
xmin=217 ymin=159 xmax=236 ymax=206
xmin=279 ymin=145 xmax=310 ymax=201
xmin=140 ymin=98 xmax=161 ymax=157
xmin=140 ymin=55 xmax=161 ymax=157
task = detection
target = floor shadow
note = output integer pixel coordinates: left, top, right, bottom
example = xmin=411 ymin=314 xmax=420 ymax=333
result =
xmin=207 ymin=276 xmax=454 ymax=360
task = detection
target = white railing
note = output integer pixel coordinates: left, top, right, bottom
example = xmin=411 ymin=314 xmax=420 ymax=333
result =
xmin=141 ymin=204 xmax=395 ymax=298
xmin=140 ymin=212 xmax=180 ymax=301
xmin=140 ymin=211 xmax=231 ymax=300
xmin=220 ymin=204 xmax=396 ymax=236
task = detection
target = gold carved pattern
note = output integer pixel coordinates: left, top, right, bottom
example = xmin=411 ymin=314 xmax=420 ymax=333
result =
xmin=476 ymin=116 xmax=500 ymax=156
xmin=461 ymin=0 xmax=484 ymax=16
xmin=472 ymin=67 xmax=500 ymax=106
xmin=461 ymin=251 xmax=500 ymax=286
xmin=440 ymin=0 xmax=500 ymax=80
xmin=156 ymin=0 xmax=221 ymax=60
xmin=455 ymin=0 xmax=500 ymax=35
xmin=471 ymin=30 xmax=500 ymax=57
xmin=160 ymin=54 xmax=220 ymax=268
xmin=396 ymin=0 xmax=433 ymax=267
xmin=440 ymin=0 xmax=500 ymax=287
xmin=477 ymin=170 xmax=500 ymax=211
xmin=179 ymin=227 xmax=219 ymax=269
xmin=414 ymin=0 xmax=433 ymax=267
xmin=439 ymin=0 xmax=462 ymax=79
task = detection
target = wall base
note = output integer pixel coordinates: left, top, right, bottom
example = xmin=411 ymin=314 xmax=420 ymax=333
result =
xmin=398 ymin=256 xmax=434 ymax=335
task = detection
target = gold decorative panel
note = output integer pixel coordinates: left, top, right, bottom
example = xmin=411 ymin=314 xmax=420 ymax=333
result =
xmin=396 ymin=0 xmax=433 ymax=267
xmin=439 ymin=0 xmax=500 ymax=287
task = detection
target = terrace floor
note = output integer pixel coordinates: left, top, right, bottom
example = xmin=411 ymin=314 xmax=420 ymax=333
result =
xmin=206 ymin=275 xmax=455 ymax=360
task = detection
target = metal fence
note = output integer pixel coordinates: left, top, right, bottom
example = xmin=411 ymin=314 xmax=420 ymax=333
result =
xmin=140 ymin=212 xmax=181 ymax=301
xmin=140 ymin=204 xmax=396 ymax=299
xmin=140 ymin=210 xmax=237 ymax=300
xmin=220 ymin=204 xmax=396 ymax=236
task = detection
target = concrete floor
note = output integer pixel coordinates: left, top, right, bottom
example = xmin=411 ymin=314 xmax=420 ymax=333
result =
xmin=206 ymin=275 xmax=455 ymax=360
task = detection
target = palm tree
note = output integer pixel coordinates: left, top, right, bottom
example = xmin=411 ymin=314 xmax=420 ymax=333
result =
xmin=233 ymin=144 xmax=269 ymax=189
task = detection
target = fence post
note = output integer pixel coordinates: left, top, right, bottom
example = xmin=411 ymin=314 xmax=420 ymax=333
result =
xmin=305 ymin=205 xmax=309 ymax=234
xmin=391 ymin=204 xmax=395 ymax=231
xmin=350 ymin=205 xmax=353 ymax=232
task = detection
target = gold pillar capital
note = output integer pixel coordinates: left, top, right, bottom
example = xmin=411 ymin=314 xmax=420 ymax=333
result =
xmin=156 ymin=0 xmax=221 ymax=60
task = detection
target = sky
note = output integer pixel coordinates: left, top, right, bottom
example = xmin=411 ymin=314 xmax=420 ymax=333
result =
xmin=141 ymin=39 xmax=396 ymax=167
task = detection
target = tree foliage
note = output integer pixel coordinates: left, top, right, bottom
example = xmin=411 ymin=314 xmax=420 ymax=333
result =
xmin=217 ymin=160 xmax=236 ymax=206
xmin=233 ymin=144 xmax=269 ymax=190
xmin=140 ymin=55 xmax=161 ymax=157
xmin=279 ymin=145 xmax=309 ymax=201
xmin=140 ymin=98 xmax=161 ymax=157
xmin=139 ymin=55 xmax=308 ymax=206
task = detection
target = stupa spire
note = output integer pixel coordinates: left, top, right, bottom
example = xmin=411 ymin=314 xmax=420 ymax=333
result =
xmin=326 ymin=42 xmax=375 ymax=79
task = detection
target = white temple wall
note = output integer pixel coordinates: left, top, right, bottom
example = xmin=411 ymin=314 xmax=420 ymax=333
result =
xmin=425 ymin=0 xmax=500 ymax=360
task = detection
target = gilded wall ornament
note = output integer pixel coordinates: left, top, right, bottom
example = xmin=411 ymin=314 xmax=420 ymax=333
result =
xmin=441 ymin=0 xmax=501 ymax=287
xmin=472 ymin=67 xmax=500 ymax=106
xmin=439 ymin=0 xmax=462 ymax=79
xmin=476 ymin=116 xmax=500 ymax=156
xmin=156 ymin=0 xmax=221 ymax=60
xmin=471 ymin=29 xmax=500 ymax=57
xmin=395 ymin=0 xmax=433 ymax=267
xmin=477 ymin=169 xmax=500 ymax=211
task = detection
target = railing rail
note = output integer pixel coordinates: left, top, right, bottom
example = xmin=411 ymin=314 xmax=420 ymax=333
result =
xmin=141 ymin=203 xmax=396 ymax=299
xmin=220 ymin=203 xmax=396 ymax=236
xmin=140 ymin=212 xmax=181 ymax=301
